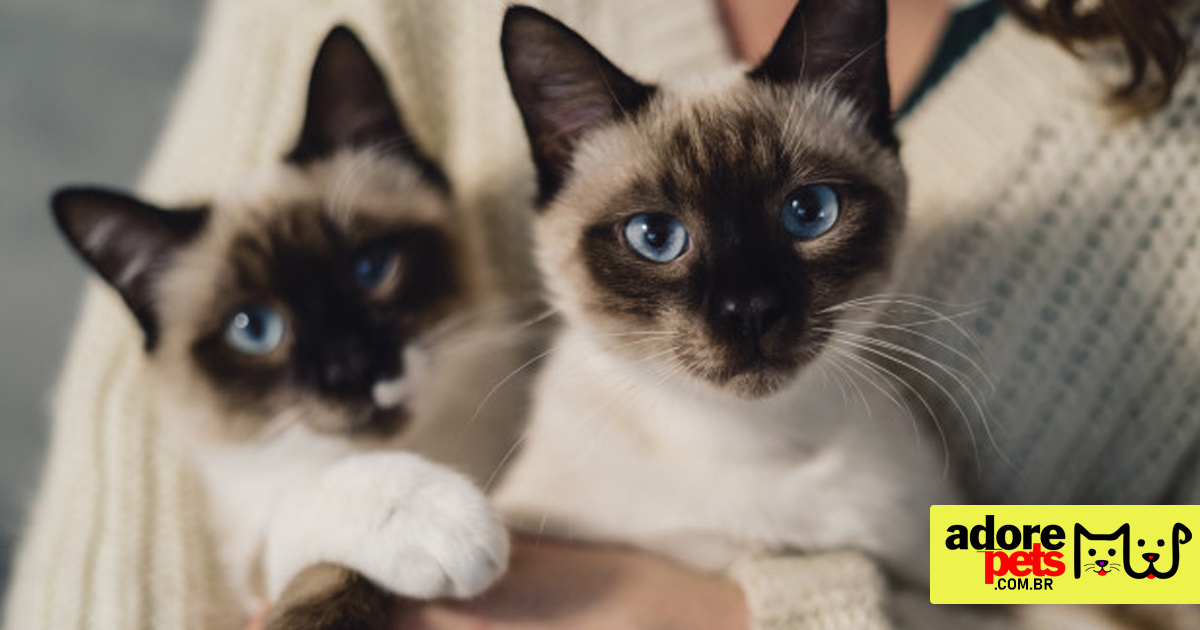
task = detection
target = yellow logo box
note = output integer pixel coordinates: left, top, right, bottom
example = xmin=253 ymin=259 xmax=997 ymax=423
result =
xmin=930 ymin=506 xmax=1199 ymax=604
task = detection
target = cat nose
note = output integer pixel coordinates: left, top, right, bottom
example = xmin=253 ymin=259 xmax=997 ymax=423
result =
xmin=317 ymin=340 xmax=374 ymax=394
xmin=1097 ymin=560 xmax=1107 ymax=567
xmin=1144 ymin=553 xmax=1160 ymax=562
xmin=720 ymin=290 xmax=785 ymax=343
xmin=321 ymin=355 xmax=370 ymax=392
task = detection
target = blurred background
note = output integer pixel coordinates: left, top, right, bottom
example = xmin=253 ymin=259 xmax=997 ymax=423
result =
xmin=0 ymin=0 xmax=201 ymax=595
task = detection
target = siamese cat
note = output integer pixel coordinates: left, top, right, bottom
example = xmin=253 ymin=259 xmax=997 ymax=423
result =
xmin=494 ymin=0 xmax=957 ymax=589
xmin=53 ymin=27 xmax=514 ymax=629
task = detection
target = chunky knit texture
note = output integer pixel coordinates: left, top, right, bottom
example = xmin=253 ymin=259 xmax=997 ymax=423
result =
xmin=729 ymin=553 xmax=891 ymax=630
xmin=897 ymin=5 xmax=1200 ymax=506
xmin=6 ymin=0 xmax=1200 ymax=629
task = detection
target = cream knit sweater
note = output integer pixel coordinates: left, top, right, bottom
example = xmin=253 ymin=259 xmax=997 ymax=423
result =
xmin=5 ymin=0 xmax=1199 ymax=628
xmin=899 ymin=4 xmax=1200 ymax=507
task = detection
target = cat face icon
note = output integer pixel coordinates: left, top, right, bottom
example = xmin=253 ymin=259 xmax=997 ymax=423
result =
xmin=1126 ymin=524 xmax=1191 ymax=580
xmin=1075 ymin=524 xmax=1127 ymax=578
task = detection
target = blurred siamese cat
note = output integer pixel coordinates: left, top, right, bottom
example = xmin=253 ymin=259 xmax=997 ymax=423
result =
xmin=52 ymin=27 xmax=514 ymax=629
xmin=494 ymin=0 xmax=957 ymax=588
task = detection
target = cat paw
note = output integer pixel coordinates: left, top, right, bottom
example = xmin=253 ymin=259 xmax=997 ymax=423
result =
xmin=265 ymin=452 xmax=509 ymax=602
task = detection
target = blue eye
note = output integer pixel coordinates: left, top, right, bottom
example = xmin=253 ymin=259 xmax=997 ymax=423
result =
xmin=781 ymin=185 xmax=839 ymax=240
xmin=224 ymin=306 xmax=286 ymax=355
xmin=353 ymin=246 xmax=399 ymax=290
xmin=623 ymin=213 xmax=689 ymax=263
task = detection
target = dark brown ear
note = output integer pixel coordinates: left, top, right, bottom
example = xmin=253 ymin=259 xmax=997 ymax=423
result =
xmin=52 ymin=187 xmax=207 ymax=350
xmin=501 ymin=6 xmax=656 ymax=204
xmin=287 ymin=26 xmax=447 ymax=189
xmin=749 ymin=0 xmax=895 ymax=147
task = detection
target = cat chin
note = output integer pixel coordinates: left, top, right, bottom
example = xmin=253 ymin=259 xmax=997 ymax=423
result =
xmin=626 ymin=349 xmax=804 ymax=402
xmin=302 ymin=405 xmax=411 ymax=439
xmin=660 ymin=341 xmax=827 ymax=401
xmin=574 ymin=326 xmax=810 ymax=402
xmin=708 ymin=367 xmax=797 ymax=400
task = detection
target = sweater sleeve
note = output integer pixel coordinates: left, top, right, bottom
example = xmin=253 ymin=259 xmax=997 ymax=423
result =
xmin=727 ymin=552 xmax=894 ymax=630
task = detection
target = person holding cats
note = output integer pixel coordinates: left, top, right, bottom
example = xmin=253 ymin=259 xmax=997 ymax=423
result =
xmin=8 ymin=1 xmax=1200 ymax=630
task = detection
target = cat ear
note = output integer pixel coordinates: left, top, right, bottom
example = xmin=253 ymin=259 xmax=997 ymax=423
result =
xmin=501 ymin=6 xmax=656 ymax=203
xmin=52 ymin=187 xmax=207 ymax=349
xmin=288 ymin=26 xmax=445 ymax=186
xmin=749 ymin=0 xmax=894 ymax=146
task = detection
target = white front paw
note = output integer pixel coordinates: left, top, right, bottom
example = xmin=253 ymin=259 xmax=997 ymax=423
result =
xmin=265 ymin=452 xmax=509 ymax=601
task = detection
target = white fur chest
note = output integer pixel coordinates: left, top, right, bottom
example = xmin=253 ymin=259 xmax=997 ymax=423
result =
xmin=191 ymin=427 xmax=354 ymax=608
xmin=493 ymin=328 xmax=953 ymax=580
xmin=189 ymin=421 xmax=510 ymax=613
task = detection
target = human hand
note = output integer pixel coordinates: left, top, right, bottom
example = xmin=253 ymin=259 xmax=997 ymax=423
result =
xmin=391 ymin=537 xmax=749 ymax=630
xmin=247 ymin=538 xmax=748 ymax=630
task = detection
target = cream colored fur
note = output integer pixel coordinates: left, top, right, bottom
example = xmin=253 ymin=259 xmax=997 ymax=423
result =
xmin=494 ymin=78 xmax=957 ymax=587
xmin=149 ymin=152 xmax=520 ymax=613
xmin=495 ymin=325 xmax=954 ymax=584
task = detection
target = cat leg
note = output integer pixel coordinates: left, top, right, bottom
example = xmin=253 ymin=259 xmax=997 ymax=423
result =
xmin=263 ymin=452 xmax=509 ymax=604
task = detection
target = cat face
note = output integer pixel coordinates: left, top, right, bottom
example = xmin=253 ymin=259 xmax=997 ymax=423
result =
xmin=54 ymin=28 xmax=473 ymax=441
xmin=156 ymin=152 xmax=463 ymax=441
xmin=1076 ymin=524 xmax=1127 ymax=577
xmin=503 ymin=0 xmax=904 ymax=398
xmin=1073 ymin=523 xmax=1193 ymax=579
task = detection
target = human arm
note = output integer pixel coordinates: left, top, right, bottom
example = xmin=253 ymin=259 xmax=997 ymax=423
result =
xmin=247 ymin=539 xmax=895 ymax=630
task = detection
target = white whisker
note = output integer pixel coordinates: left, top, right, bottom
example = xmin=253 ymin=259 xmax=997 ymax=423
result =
xmin=826 ymin=346 xmax=952 ymax=479
xmin=820 ymin=332 xmax=991 ymax=472
xmin=826 ymin=350 xmax=921 ymax=445
xmin=465 ymin=346 xmax=562 ymax=433
xmin=831 ymin=296 xmax=990 ymax=362
xmin=824 ymin=325 xmax=994 ymax=396
xmin=483 ymin=431 xmax=529 ymax=492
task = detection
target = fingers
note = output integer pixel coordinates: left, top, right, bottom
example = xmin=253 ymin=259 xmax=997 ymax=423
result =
xmin=244 ymin=606 xmax=266 ymax=630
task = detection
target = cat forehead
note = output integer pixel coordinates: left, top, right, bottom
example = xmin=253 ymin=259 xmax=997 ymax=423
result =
xmin=155 ymin=149 xmax=456 ymax=324
xmin=566 ymin=79 xmax=903 ymax=211
xmin=212 ymin=149 xmax=451 ymax=236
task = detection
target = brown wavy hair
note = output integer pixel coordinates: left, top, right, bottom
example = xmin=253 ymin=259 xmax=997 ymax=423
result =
xmin=1002 ymin=0 xmax=1188 ymax=115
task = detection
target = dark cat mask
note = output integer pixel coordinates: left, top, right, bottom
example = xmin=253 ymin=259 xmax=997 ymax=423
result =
xmin=54 ymin=27 xmax=469 ymax=439
xmin=502 ymin=0 xmax=905 ymax=398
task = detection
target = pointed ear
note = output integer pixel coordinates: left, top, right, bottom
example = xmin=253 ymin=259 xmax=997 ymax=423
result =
xmin=52 ymin=187 xmax=207 ymax=349
xmin=749 ymin=0 xmax=894 ymax=147
xmin=501 ymin=6 xmax=656 ymax=203
xmin=287 ymin=26 xmax=446 ymax=187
